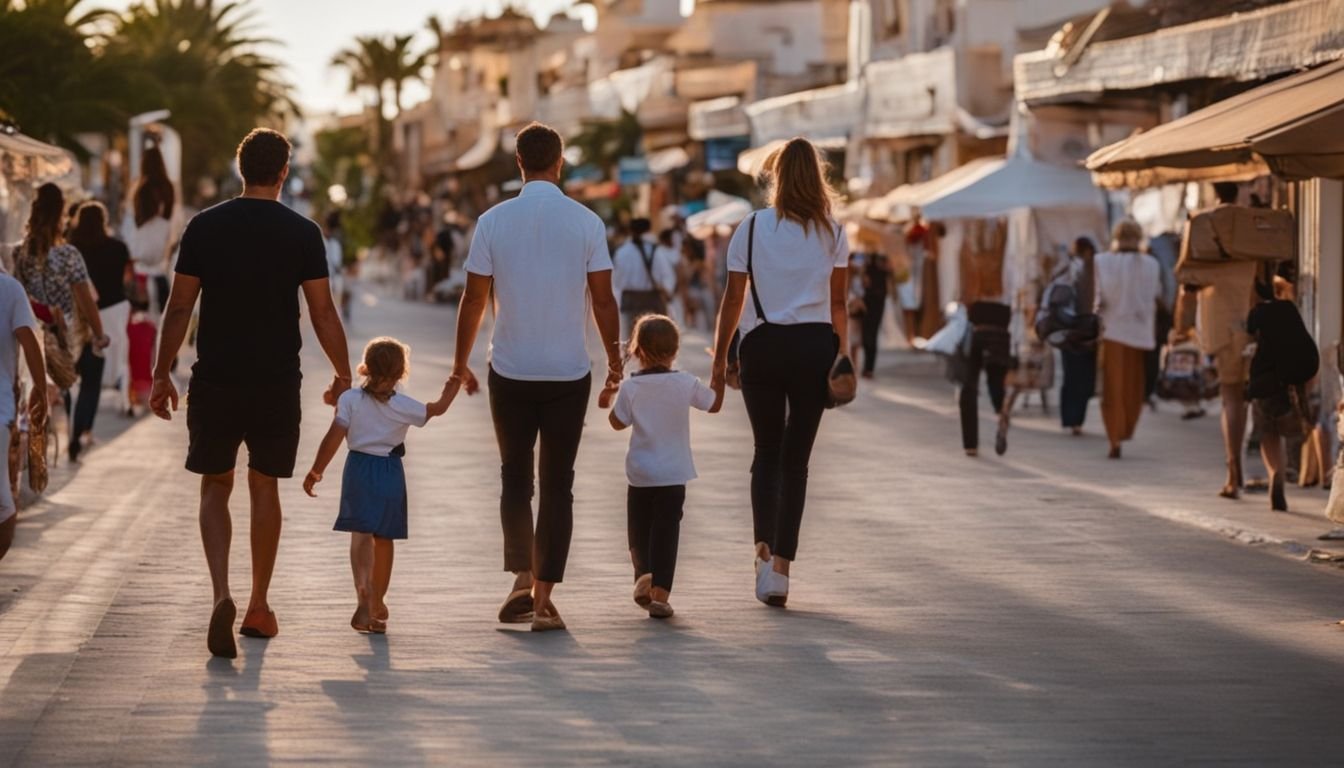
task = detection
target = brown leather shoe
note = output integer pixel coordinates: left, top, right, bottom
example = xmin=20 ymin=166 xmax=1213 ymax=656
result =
xmin=498 ymin=588 xmax=535 ymax=623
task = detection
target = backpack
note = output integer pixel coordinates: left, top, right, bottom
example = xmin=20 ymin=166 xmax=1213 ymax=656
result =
xmin=1033 ymin=274 xmax=1100 ymax=354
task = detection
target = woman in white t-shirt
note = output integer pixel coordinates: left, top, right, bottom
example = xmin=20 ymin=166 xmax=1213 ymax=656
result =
xmin=125 ymin=146 xmax=180 ymax=321
xmin=304 ymin=337 xmax=460 ymax=634
xmin=1094 ymin=218 xmax=1161 ymax=459
xmin=710 ymin=137 xmax=850 ymax=608
xmin=610 ymin=315 xmax=722 ymax=619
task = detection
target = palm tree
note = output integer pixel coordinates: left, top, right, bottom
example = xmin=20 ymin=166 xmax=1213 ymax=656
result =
xmin=106 ymin=0 xmax=296 ymax=189
xmin=331 ymin=33 xmax=433 ymax=180
xmin=0 ymin=0 xmax=133 ymax=149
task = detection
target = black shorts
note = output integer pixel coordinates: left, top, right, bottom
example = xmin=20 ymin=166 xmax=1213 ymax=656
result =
xmin=186 ymin=378 xmax=302 ymax=478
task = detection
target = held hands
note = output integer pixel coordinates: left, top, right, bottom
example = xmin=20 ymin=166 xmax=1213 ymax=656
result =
xmin=93 ymin=334 xmax=111 ymax=352
xmin=708 ymin=359 xmax=727 ymax=413
xmin=598 ymin=362 xmax=623 ymax=409
xmin=324 ymin=375 xmax=352 ymax=406
xmin=150 ymin=374 xmax=178 ymax=421
xmin=1168 ymin=328 xmax=1193 ymax=345
xmin=453 ymin=366 xmax=480 ymax=396
xmin=303 ymin=470 xmax=322 ymax=497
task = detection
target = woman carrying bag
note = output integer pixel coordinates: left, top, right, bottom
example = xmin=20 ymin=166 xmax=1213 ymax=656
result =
xmin=710 ymin=137 xmax=854 ymax=609
xmin=11 ymin=185 xmax=110 ymax=430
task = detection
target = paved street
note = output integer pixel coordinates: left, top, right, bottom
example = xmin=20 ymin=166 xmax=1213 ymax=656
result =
xmin=2 ymin=292 xmax=1343 ymax=767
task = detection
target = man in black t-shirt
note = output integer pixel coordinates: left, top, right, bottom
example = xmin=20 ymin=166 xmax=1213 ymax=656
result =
xmin=151 ymin=128 xmax=352 ymax=659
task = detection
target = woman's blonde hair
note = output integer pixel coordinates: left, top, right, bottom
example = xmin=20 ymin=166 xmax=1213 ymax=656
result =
xmin=628 ymin=314 xmax=680 ymax=368
xmin=764 ymin=137 xmax=838 ymax=239
xmin=359 ymin=337 xmax=410 ymax=402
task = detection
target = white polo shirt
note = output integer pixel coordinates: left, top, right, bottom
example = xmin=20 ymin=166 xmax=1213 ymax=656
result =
xmin=1094 ymin=250 xmax=1162 ymax=351
xmin=726 ymin=208 xmax=848 ymax=338
xmin=464 ymin=181 xmax=612 ymax=381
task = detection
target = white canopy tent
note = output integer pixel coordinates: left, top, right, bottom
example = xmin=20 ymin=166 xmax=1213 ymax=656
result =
xmin=920 ymin=154 xmax=1106 ymax=220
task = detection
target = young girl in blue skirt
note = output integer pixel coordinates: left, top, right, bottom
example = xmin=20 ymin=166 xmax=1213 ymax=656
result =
xmin=305 ymin=337 xmax=460 ymax=633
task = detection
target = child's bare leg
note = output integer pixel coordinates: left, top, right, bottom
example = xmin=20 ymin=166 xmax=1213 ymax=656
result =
xmin=372 ymin=537 xmax=394 ymax=621
xmin=349 ymin=533 xmax=374 ymax=630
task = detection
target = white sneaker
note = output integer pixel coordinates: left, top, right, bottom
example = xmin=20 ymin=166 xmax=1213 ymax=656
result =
xmin=755 ymin=559 xmax=788 ymax=606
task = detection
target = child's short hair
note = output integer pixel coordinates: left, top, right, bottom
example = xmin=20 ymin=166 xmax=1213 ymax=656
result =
xmin=629 ymin=314 xmax=680 ymax=367
xmin=359 ymin=337 xmax=410 ymax=402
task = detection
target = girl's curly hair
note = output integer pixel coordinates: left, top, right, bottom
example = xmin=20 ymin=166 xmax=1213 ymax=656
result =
xmin=359 ymin=337 xmax=410 ymax=402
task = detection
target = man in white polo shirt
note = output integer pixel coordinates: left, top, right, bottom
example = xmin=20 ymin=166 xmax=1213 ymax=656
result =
xmin=452 ymin=122 xmax=623 ymax=632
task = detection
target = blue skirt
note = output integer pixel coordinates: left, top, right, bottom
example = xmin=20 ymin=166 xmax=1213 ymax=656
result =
xmin=334 ymin=450 xmax=408 ymax=539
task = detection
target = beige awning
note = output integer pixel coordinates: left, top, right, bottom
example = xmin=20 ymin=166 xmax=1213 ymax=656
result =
xmin=0 ymin=130 xmax=74 ymax=181
xmin=1086 ymin=58 xmax=1344 ymax=188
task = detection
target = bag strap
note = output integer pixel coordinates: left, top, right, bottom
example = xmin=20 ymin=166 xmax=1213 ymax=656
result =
xmin=745 ymin=213 xmax=768 ymax=324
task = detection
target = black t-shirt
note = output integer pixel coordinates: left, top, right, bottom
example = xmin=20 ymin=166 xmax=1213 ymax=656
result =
xmin=77 ymin=238 xmax=130 ymax=309
xmin=863 ymin=253 xmax=889 ymax=302
xmin=175 ymin=198 xmax=328 ymax=384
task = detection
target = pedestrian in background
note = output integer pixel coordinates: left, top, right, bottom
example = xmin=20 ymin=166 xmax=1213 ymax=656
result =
xmin=11 ymin=184 xmax=111 ymax=425
xmin=451 ymin=122 xmax=623 ymax=633
xmin=613 ymin=217 xmax=677 ymax=340
xmin=126 ymin=145 xmax=178 ymax=321
xmin=66 ymin=201 xmax=131 ymax=461
xmin=710 ymin=136 xmax=850 ymax=608
xmin=150 ymin=128 xmax=352 ymax=659
xmin=1059 ymin=236 xmax=1098 ymax=435
xmin=304 ymin=337 xmax=460 ymax=634
xmin=861 ymin=246 xmax=892 ymax=379
xmin=609 ymin=315 xmax=722 ymax=619
xmin=958 ymin=298 xmax=1013 ymax=457
xmin=1095 ymin=219 xmax=1162 ymax=459
xmin=1171 ymin=182 xmax=1258 ymax=498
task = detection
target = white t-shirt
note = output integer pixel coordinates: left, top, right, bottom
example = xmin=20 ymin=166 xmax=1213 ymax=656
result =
xmin=0 ymin=275 xmax=37 ymax=427
xmin=726 ymin=208 xmax=848 ymax=338
xmin=464 ymin=181 xmax=612 ymax=381
xmin=1094 ymin=250 xmax=1162 ymax=351
xmin=335 ymin=389 xmax=429 ymax=456
xmin=612 ymin=237 xmax=677 ymax=303
xmin=612 ymin=370 xmax=717 ymax=487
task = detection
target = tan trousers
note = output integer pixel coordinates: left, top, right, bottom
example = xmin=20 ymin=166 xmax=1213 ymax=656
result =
xmin=1101 ymin=340 xmax=1146 ymax=448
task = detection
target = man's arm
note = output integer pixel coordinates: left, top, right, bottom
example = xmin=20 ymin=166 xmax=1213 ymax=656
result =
xmin=830 ymin=266 xmax=849 ymax=355
xmin=301 ymin=278 xmax=353 ymax=405
xmin=452 ymin=272 xmax=492 ymax=396
xmin=149 ymin=274 xmax=201 ymax=420
xmin=588 ymin=269 xmax=623 ymax=408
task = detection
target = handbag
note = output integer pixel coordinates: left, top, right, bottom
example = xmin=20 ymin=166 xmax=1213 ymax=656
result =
xmin=744 ymin=214 xmax=857 ymax=409
xmin=618 ymin=240 xmax=669 ymax=318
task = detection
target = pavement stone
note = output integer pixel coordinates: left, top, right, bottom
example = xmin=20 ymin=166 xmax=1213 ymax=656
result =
xmin=2 ymin=292 xmax=1343 ymax=767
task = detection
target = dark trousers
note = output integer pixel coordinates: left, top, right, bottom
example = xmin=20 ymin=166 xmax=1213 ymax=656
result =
xmin=71 ymin=343 xmax=105 ymax=457
xmin=1059 ymin=347 xmax=1097 ymax=429
xmin=861 ymin=296 xmax=886 ymax=374
xmin=487 ymin=368 xmax=591 ymax=583
xmin=959 ymin=332 xmax=1010 ymax=451
xmin=740 ymin=322 xmax=834 ymax=561
xmin=627 ymin=485 xmax=685 ymax=592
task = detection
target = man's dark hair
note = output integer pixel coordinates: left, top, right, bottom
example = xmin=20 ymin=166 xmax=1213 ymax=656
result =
xmin=515 ymin=122 xmax=563 ymax=174
xmin=630 ymin=217 xmax=652 ymax=236
xmin=1212 ymin=181 xmax=1239 ymax=204
xmin=236 ymin=128 xmax=292 ymax=187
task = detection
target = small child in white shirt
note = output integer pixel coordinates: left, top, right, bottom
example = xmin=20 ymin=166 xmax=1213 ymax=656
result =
xmin=609 ymin=315 xmax=723 ymax=618
xmin=304 ymin=337 xmax=459 ymax=634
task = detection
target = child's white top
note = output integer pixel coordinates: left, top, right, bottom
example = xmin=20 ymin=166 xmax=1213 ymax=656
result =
xmin=335 ymin=388 xmax=428 ymax=456
xmin=612 ymin=370 xmax=717 ymax=487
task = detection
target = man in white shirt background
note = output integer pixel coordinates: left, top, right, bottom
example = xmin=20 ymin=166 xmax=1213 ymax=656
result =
xmin=612 ymin=217 xmax=678 ymax=339
xmin=452 ymin=122 xmax=623 ymax=632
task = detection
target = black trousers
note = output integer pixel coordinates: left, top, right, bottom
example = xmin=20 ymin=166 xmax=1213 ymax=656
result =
xmin=488 ymin=368 xmax=591 ymax=583
xmin=627 ymin=485 xmax=685 ymax=592
xmin=740 ymin=322 xmax=835 ymax=561
xmin=1059 ymin=347 xmax=1097 ymax=429
xmin=861 ymin=295 xmax=886 ymax=374
xmin=959 ymin=331 xmax=1010 ymax=451
xmin=71 ymin=343 xmax=105 ymax=457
